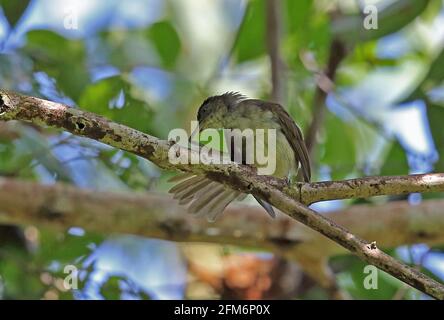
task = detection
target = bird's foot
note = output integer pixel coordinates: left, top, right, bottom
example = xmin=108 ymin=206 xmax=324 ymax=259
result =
xmin=286 ymin=174 xmax=297 ymax=187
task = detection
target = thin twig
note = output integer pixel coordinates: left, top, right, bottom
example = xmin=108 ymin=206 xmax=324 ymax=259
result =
xmin=266 ymin=0 xmax=283 ymax=103
xmin=304 ymin=39 xmax=347 ymax=157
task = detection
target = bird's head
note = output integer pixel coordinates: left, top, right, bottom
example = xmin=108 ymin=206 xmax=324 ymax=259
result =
xmin=196 ymin=92 xmax=246 ymax=131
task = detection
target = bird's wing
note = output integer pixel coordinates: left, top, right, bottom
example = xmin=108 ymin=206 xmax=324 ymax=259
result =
xmin=248 ymin=100 xmax=311 ymax=182
xmin=279 ymin=112 xmax=311 ymax=182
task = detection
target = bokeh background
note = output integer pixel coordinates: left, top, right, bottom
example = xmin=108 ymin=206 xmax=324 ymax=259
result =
xmin=0 ymin=0 xmax=444 ymax=300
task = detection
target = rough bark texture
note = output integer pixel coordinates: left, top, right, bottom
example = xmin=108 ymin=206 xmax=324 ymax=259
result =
xmin=1 ymin=177 xmax=443 ymax=295
xmin=1 ymin=178 xmax=443 ymax=250
xmin=1 ymin=90 xmax=444 ymax=299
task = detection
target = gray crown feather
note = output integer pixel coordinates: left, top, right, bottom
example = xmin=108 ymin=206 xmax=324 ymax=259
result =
xmin=220 ymin=92 xmax=247 ymax=109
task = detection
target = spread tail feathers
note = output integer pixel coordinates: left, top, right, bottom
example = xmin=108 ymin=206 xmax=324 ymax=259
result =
xmin=169 ymin=174 xmax=275 ymax=221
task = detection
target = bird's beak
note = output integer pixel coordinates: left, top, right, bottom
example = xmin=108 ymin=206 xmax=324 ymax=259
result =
xmin=189 ymin=118 xmax=211 ymax=143
xmin=189 ymin=125 xmax=199 ymax=143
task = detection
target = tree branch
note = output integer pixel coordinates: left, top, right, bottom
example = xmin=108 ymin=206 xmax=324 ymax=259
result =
xmin=300 ymin=174 xmax=444 ymax=204
xmin=304 ymin=39 xmax=347 ymax=157
xmin=1 ymin=177 xmax=443 ymax=295
xmin=1 ymin=90 xmax=443 ymax=299
xmin=266 ymin=0 xmax=284 ymax=103
xmin=1 ymin=177 xmax=443 ymax=257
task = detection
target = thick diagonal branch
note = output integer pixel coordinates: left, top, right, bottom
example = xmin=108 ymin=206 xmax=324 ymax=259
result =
xmin=1 ymin=90 xmax=443 ymax=299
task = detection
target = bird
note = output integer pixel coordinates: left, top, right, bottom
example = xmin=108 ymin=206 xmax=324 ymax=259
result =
xmin=169 ymin=92 xmax=311 ymax=221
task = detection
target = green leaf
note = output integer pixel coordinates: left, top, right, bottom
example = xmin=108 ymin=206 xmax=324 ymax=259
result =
xmin=0 ymin=251 xmax=46 ymax=299
xmin=380 ymin=141 xmax=409 ymax=176
xmin=319 ymin=113 xmax=357 ymax=179
xmin=146 ymin=21 xmax=181 ymax=69
xmin=0 ymin=124 xmax=71 ymax=181
xmin=402 ymin=49 xmax=444 ymax=102
xmin=428 ymin=104 xmax=444 ymax=172
xmin=333 ymin=255 xmax=415 ymax=299
xmin=284 ymin=0 xmax=330 ymax=57
xmin=23 ymin=30 xmax=89 ymax=101
xmin=332 ymin=0 xmax=430 ymax=44
xmin=426 ymin=50 xmax=444 ymax=83
xmin=0 ymin=0 xmax=30 ymax=29
xmin=37 ymin=229 xmax=103 ymax=265
xmin=100 ymin=276 xmax=124 ymax=300
xmin=284 ymin=0 xmax=313 ymax=34
xmin=99 ymin=149 xmax=153 ymax=190
xmin=234 ymin=0 xmax=266 ymax=62
xmin=0 ymin=138 xmax=33 ymax=176
xmin=78 ymin=76 xmax=153 ymax=132
xmin=98 ymin=29 xmax=157 ymax=72
xmin=16 ymin=126 xmax=72 ymax=182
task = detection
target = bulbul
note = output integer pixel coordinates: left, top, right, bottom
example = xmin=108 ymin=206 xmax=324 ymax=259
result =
xmin=169 ymin=92 xmax=311 ymax=221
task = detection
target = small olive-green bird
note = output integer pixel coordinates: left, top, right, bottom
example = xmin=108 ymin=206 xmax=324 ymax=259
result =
xmin=169 ymin=92 xmax=311 ymax=221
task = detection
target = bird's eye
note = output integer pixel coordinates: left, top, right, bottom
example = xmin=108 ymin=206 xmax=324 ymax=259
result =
xmin=197 ymin=104 xmax=209 ymax=122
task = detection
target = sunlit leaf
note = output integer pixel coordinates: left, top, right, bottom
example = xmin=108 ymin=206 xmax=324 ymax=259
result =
xmin=17 ymin=126 xmax=72 ymax=182
xmin=319 ymin=113 xmax=357 ymax=179
xmin=428 ymin=104 xmax=444 ymax=172
xmin=380 ymin=141 xmax=410 ymax=176
xmin=403 ymin=49 xmax=444 ymax=102
xmin=146 ymin=21 xmax=181 ymax=69
xmin=333 ymin=255 xmax=414 ymax=299
xmin=284 ymin=0 xmax=330 ymax=63
xmin=332 ymin=0 xmax=430 ymax=44
xmin=78 ymin=76 xmax=153 ymax=133
xmin=98 ymin=29 xmax=157 ymax=72
xmin=234 ymin=0 xmax=266 ymax=62
xmin=23 ymin=30 xmax=89 ymax=101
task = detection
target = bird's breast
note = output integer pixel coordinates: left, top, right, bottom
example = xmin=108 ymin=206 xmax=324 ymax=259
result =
xmin=222 ymin=111 xmax=297 ymax=178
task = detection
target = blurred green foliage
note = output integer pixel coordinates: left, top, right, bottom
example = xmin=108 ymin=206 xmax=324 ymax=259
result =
xmin=0 ymin=0 xmax=444 ymax=300
xmin=78 ymin=75 xmax=153 ymax=132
